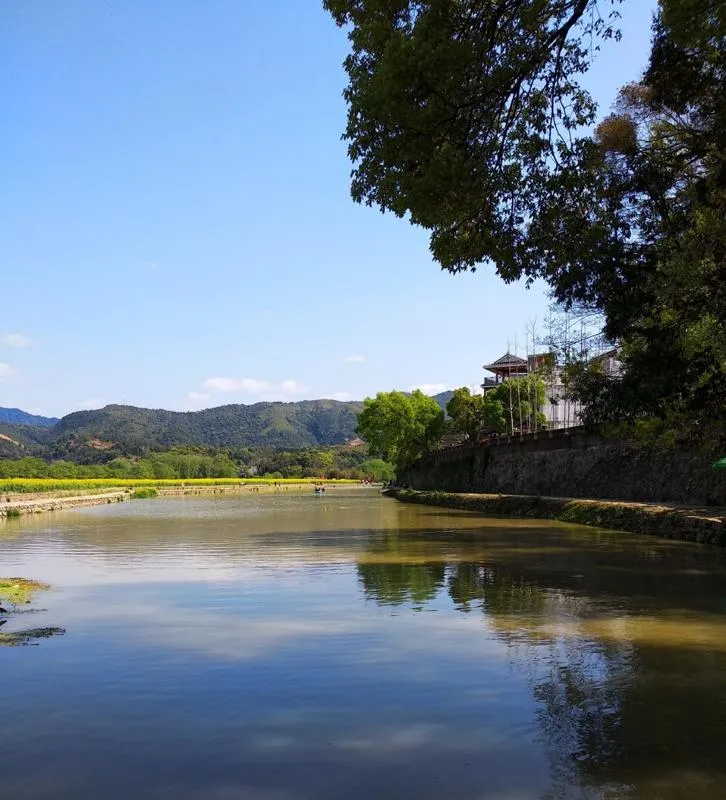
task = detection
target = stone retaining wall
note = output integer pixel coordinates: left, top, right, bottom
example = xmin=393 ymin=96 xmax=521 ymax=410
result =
xmin=400 ymin=428 xmax=726 ymax=506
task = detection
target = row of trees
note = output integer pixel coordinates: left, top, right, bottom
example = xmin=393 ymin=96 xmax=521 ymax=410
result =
xmin=0 ymin=451 xmax=238 ymax=480
xmin=326 ymin=0 xmax=726 ymax=431
xmin=447 ymin=379 xmax=546 ymax=440
xmin=0 ymin=445 xmax=395 ymax=482
xmin=356 ymin=380 xmax=547 ymax=471
xmin=242 ymin=446 xmax=394 ymax=481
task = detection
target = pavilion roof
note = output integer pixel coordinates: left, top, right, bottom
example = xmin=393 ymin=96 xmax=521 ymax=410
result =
xmin=483 ymin=351 xmax=528 ymax=371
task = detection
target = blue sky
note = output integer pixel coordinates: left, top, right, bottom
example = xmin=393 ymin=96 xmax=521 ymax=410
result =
xmin=1 ymin=1 xmax=657 ymax=417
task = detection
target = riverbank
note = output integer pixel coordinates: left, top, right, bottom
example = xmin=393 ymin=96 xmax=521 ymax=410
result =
xmin=385 ymin=488 xmax=726 ymax=546
xmin=0 ymin=483 xmax=363 ymax=519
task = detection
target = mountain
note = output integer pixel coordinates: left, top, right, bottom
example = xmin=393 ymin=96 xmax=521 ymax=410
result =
xmin=432 ymin=391 xmax=453 ymax=411
xmin=3 ymin=391 xmax=454 ymax=460
xmin=49 ymin=400 xmax=365 ymax=455
xmin=0 ymin=407 xmax=59 ymax=427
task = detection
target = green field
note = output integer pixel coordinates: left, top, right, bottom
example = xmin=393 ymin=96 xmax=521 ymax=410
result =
xmin=0 ymin=477 xmax=357 ymax=494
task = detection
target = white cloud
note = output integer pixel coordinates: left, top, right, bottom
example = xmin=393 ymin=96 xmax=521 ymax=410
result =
xmin=279 ymin=379 xmax=306 ymax=395
xmin=412 ymin=383 xmax=449 ymax=395
xmin=331 ymin=391 xmax=352 ymax=402
xmin=0 ymin=333 xmax=32 ymax=348
xmin=343 ymin=354 xmax=365 ymax=364
xmin=204 ymin=377 xmax=269 ymax=393
xmin=201 ymin=377 xmax=308 ymax=401
xmin=184 ymin=391 xmax=213 ymax=410
xmin=77 ymin=397 xmax=107 ymax=410
xmin=0 ymin=363 xmax=17 ymax=380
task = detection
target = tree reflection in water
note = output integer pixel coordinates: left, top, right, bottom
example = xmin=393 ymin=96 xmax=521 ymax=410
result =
xmin=356 ymin=531 xmax=446 ymax=608
xmin=356 ymin=531 xmax=726 ymax=799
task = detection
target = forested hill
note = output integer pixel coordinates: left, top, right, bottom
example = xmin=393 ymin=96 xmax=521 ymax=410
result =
xmin=50 ymin=400 xmax=365 ymax=454
xmin=4 ymin=392 xmax=452 ymax=459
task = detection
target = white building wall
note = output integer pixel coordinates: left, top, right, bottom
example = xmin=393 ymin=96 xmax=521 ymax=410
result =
xmin=542 ymin=382 xmax=583 ymax=429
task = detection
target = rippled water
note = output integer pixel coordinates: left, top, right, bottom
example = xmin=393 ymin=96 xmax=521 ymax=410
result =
xmin=3 ymin=488 xmax=726 ymax=799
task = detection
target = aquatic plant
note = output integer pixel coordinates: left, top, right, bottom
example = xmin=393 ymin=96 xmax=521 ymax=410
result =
xmin=0 ymin=627 xmax=65 ymax=647
xmin=0 ymin=577 xmax=50 ymax=606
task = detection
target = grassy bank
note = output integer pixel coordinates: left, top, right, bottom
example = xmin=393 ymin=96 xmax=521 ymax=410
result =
xmin=386 ymin=488 xmax=726 ymax=546
xmin=0 ymin=477 xmax=356 ymax=494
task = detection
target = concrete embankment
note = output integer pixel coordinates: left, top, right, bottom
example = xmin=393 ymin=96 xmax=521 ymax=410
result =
xmin=0 ymin=491 xmax=129 ymax=517
xmin=0 ymin=483 xmax=350 ymax=519
xmin=385 ymin=488 xmax=726 ymax=546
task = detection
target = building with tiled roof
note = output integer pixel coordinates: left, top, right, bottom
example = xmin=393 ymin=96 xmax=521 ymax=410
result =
xmin=481 ymin=347 xmax=621 ymax=430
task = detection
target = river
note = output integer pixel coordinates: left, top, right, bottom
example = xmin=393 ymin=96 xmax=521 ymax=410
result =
xmin=3 ymin=488 xmax=726 ymax=799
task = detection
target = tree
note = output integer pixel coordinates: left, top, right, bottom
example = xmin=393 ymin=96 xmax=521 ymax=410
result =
xmin=326 ymin=0 xmax=726 ymax=426
xmin=491 ymin=377 xmax=547 ymax=434
xmin=446 ymin=387 xmax=506 ymax=440
xmin=358 ymin=458 xmax=396 ymax=482
xmin=356 ymin=390 xmax=444 ymax=469
xmin=324 ymin=0 xmax=620 ymax=282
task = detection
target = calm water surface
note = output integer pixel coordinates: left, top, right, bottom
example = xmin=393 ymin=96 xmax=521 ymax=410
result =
xmin=3 ymin=489 xmax=726 ymax=799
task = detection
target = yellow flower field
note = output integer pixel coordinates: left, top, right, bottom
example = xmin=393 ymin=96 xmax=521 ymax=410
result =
xmin=0 ymin=477 xmax=357 ymax=494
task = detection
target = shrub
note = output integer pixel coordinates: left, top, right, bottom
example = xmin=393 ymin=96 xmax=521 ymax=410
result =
xmin=132 ymin=488 xmax=159 ymax=499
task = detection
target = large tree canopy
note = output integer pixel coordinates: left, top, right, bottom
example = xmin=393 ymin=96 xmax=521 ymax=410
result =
xmin=356 ymin=390 xmax=444 ymax=468
xmin=571 ymin=0 xmax=726 ymax=420
xmin=327 ymin=0 xmax=726 ymax=424
xmin=323 ymin=0 xmax=621 ymax=287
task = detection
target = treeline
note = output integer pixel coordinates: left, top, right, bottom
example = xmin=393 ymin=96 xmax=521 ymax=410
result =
xmin=0 ymin=451 xmax=238 ymax=480
xmin=356 ymin=384 xmax=549 ymax=471
xmin=247 ymin=447 xmax=394 ymax=481
xmin=0 ymin=445 xmax=395 ymax=482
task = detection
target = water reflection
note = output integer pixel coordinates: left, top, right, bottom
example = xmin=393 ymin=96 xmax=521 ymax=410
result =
xmin=355 ymin=522 xmax=726 ymax=799
xmin=3 ymin=490 xmax=726 ymax=799
xmin=357 ymin=533 xmax=446 ymax=607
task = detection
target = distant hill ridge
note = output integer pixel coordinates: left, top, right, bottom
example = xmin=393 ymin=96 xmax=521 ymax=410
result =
xmin=0 ymin=408 xmax=59 ymax=428
xmin=1 ymin=391 xmax=452 ymax=456
xmin=50 ymin=400 xmax=365 ymax=452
